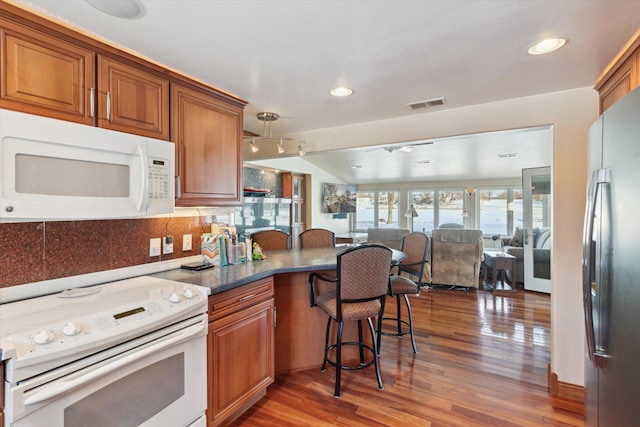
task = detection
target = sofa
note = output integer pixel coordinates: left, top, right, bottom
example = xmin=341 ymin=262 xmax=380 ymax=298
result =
xmin=366 ymin=227 xmax=409 ymax=250
xmin=502 ymin=227 xmax=551 ymax=283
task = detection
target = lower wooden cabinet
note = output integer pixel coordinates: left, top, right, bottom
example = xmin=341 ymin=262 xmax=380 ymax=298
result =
xmin=207 ymin=278 xmax=275 ymax=426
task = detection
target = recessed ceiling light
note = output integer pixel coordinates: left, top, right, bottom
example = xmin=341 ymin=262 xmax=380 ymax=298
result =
xmin=414 ymin=160 xmax=431 ymax=165
xmin=528 ymin=38 xmax=567 ymax=55
xmin=350 ymin=165 xmax=362 ymax=169
xmin=330 ymin=87 xmax=354 ymax=97
xmin=85 ymin=0 xmax=145 ymax=19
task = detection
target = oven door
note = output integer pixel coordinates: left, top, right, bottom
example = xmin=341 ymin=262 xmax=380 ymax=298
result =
xmin=6 ymin=316 xmax=207 ymax=427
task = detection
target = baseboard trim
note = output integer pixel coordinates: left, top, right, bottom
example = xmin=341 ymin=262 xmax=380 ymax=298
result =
xmin=548 ymin=364 xmax=585 ymax=414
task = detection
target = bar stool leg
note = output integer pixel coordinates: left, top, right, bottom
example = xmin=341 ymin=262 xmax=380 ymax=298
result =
xmin=367 ymin=317 xmax=384 ymax=391
xmin=403 ymin=294 xmax=418 ymax=354
xmin=334 ymin=321 xmax=344 ymax=398
xmin=321 ymin=317 xmax=331 ymax=372
xmin=395 ymin=296 xmax=403 ymax=335
xmin=357 ymin=320 xmax=365 ymax=364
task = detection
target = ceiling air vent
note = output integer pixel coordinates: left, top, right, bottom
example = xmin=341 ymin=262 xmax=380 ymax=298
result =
xmin=407 ymin=97 xmax=447 ymax=110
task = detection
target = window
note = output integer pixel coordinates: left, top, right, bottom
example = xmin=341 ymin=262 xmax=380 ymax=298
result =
xmin=408 ymin=189 xmax=464 ymax=232
xmin=438 ymin=190 xmax=464 ymax=227
xmin=355 ymin=190 xmax=399 ymax=230
xmin=478 ymin=190 xmax=508 ymax=235
xmin=478 ymin=188 xmax=522 ymax=236
xmin=411 ymin=191 xmax=435 ymax=233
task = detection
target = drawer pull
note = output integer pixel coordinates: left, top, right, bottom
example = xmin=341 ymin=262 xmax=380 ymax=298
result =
xmin=238 ymin=293 xmax=257 ymax=302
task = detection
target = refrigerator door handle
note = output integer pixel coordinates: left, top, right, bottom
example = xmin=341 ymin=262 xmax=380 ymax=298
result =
xmin=582 ymin=168 xmax=610 ymax=369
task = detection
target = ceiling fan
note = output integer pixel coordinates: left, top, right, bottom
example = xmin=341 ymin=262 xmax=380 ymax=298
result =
xmin=365 ymin=140 xmax=434 ymax=153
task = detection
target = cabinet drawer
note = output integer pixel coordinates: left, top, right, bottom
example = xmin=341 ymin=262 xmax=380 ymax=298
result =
xmin=208 ymin=277 xmax=274 ymax=321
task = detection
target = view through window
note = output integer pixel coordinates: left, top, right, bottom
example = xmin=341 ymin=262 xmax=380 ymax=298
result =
xmin=355 ymin=191 xmax=399 ymax=230
xmin=409 ymin=190 xmax=464 ymax=232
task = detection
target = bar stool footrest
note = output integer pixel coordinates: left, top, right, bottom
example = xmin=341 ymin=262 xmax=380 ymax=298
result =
xmin=324 ymin=341 xmax=377 ymax=370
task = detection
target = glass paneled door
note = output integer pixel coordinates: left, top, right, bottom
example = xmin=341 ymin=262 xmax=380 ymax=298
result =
xmin=522 ymin=167 xmax=552 ymax=293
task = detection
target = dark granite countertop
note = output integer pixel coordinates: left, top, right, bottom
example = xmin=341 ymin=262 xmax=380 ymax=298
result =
xmin=151 ymin=246 xmax=405 ymax=295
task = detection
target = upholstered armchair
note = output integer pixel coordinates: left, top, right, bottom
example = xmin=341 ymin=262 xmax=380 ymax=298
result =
xmin=430 ymin=229 xmax=483 ymax=289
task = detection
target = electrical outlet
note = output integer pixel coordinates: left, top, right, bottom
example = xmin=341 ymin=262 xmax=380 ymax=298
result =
xmin=149 ymin=238 xmax=161 ymax=257
xmin=163 ymin=235 xmax=174 ymax=254
xmin=183 ymin=234 xmax=192 ymax=251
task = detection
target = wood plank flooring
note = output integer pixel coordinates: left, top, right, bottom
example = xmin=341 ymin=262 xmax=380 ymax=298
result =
xmin=231 ymin=287 xmax=585 ymax=426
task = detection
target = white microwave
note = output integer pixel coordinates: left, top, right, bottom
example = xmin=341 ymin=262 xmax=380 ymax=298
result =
xmin=0 ymin=109 xmax=175 ymax=220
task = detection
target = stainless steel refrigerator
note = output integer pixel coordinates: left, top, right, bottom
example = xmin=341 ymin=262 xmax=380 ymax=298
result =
xmin=583 ymin=86 xmax=640 ymax=426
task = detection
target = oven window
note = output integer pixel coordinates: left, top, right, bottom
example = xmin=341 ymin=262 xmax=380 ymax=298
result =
xmin=64 ymin=353 xmax=184 ymax=427
xmin=15 ymin=154 xmax=130 ymax=197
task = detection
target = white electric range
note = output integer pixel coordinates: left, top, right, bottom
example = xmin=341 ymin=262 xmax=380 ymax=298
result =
xmin=1 ymin=275 xmax=210 ymax=427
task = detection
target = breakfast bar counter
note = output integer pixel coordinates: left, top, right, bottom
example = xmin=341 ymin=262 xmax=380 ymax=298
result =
xmin=153 ymin=246 xmax=405 ymax=375
xmin=152 ymin=246 xmax=405 ymax=295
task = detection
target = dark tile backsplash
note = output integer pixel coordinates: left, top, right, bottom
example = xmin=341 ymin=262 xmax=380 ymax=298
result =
xmin=243 ymin=167 xmax=283 ymax=198
xmin=0 ymin=215 xmax=209 ymax=288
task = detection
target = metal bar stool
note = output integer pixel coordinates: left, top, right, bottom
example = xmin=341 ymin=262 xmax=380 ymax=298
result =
xmin=308 ymin=244 xmax=392 ymax=397
xmin=381 ymin=232 xmax=430 ymax=354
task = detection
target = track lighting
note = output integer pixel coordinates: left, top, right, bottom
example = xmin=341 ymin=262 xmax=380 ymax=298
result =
xmin=249 ymin=138 xmax=259 ymax=153
xmin=243 ymin=112 xmax=306 ymax=156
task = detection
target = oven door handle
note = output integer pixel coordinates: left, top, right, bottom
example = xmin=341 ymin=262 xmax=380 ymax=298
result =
xmin=24 ymin=320 xmax=205 ymax=406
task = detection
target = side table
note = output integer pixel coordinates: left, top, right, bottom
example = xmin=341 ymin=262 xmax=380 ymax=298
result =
xmin=483 ymin=250 xmax=517 ymax=292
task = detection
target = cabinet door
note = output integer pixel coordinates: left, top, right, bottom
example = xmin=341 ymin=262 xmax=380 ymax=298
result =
xmin=599 ymin=57 xmax=633 ymax=114
xmin=98 ymin=56 xmax=169 ymax=140
xmin=172 ymin=84 xmax=243 ymax=206
xmin=208 ymin=298 xmax=275 ymax=426
xmin=0 ymin=19 xmax=94 ymax=124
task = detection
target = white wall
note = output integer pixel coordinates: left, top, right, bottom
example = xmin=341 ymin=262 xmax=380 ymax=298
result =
xmin=274 ymin=87 xmax=599 ymax=386
xmin=247 ymin=157 xmax=351 ymax=235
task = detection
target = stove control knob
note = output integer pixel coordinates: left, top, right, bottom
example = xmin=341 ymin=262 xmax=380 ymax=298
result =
xmin=169 ymin=292 xmax=180 ymax=303
xmin=34 ymin=330 xmax=53 ymax=345
xmin=62 ymin=322 xmax=80 ymax=336
xmin=183 ymin=289 xmax=194 ymax=299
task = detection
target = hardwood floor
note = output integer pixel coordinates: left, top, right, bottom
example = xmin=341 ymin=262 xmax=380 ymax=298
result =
xmin=231 ymin=287 xmax=585 ymax=426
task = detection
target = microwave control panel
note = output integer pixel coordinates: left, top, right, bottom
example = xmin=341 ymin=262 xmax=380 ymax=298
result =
xmin=148 ymin=157 xmax=171 ymax=200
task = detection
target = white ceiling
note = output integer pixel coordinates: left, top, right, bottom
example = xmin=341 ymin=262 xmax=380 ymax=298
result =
xmin=300 ymin=126 xmax=553 ymax=184
xmin=14 ymin=0 xmax=640 ymax=184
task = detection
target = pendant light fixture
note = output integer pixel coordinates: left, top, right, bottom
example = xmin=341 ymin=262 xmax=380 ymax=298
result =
xmin=244 ymin=112 xmax=306 ymax=156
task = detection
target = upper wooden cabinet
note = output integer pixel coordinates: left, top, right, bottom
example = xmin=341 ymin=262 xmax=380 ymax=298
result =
xmin=172 ymin=84 xmax=243 ymax=206
xmin=596 ymin=32 xmax=640 ymax=114
xmin=1 ymin=2 xmax=247 ymax=207
xmin=98 ymin=56 xmax=170 ymax=140
xmin=0 ymin=19 xmax=95 ymax=125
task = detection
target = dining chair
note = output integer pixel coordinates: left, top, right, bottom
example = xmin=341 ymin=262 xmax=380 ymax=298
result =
xmin=299 ymin=228 xmax=336 ymax=248
xmin=308 ymin=244 xmax=392 ymax=397
xmin=251 ymin=229 xmax=291 ymax=251
xmin=381 ymin=231 xmax=430 ymax=354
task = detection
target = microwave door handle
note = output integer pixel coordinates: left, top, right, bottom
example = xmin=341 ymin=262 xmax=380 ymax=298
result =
xmin=136 ymin=144 xmax=149 ymax=213
xmin=582 ymin=168 xmax=610 ymax=368
xmin=23 ymin=319 xmax=206 ymax=406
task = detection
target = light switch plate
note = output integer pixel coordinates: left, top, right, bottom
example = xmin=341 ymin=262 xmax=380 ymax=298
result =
xmin=183 ymin=234 xmax=192 ymax=251
xmin=163 ymin=236 xmax=174 ymax=254
xmin=149 ymin=238 xmax=161 ymax=257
